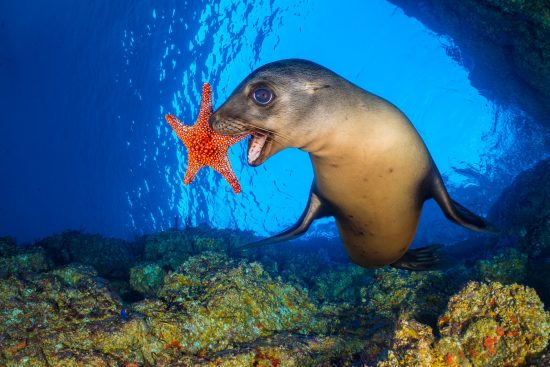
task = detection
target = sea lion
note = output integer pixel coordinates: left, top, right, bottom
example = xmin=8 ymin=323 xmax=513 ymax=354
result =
xmin=209 ymin=59 xmax=496 ymax=270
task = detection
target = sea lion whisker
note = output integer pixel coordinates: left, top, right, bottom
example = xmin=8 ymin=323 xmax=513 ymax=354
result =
xmin=227 ymin=119 xmax=292 ymax=143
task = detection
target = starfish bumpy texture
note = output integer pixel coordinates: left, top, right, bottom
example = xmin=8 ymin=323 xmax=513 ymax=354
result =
xmin=165 ymin=83 xmax=249 ymax=194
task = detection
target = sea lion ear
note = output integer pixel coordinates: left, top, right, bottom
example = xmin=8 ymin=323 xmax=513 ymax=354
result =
xmin=303 ymin=82 xmax=332 ymax=94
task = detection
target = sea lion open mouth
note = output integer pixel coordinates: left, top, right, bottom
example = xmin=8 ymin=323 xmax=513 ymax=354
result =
xmin=209 ymin=116 xmax=273 ymax=167
xmin=247 ymin=130 xmax=272 ymax=166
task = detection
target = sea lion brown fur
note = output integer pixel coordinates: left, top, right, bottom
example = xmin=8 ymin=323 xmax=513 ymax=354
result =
xmin=209 ymin=59 xmax=496 ymax=270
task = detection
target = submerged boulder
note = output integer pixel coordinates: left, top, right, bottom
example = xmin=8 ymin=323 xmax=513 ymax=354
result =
xmin=138 ymin=227 xmax=241 ymax=270
xmin=0 ymin=249 xmax=51 ymax=279
xmin=36 ymin=230 xmax=135 ymax=278
xmin=489 ymin=159 xmax=550 ymax=257
xmin=475 ymin=247 xmax=528 ymax=284
xmin=360 ymin=267 xmax=461 ymax=325
xmin=366 ymin=281 xmax=550 ymax=367
xmin=129 ymin=262 xmax=166 ymax=297
xmin=436 ymin=281 xmax=550 ymax=367
xmin=135 ymin=252 xmax=330 ymax=356
xmin=0 ymin=237 xmax=52 ymax=279
xmin=0 ymin=236 xmax=17 ymax=257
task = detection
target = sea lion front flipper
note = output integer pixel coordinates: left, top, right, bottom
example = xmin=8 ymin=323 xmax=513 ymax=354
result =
xmin=431 ymin=172 xmax=499 ymax=233
xmin=391 ymin=244 xmax=452 ymax=271
xmin=239 ymin=186 xmax=332 ymax=250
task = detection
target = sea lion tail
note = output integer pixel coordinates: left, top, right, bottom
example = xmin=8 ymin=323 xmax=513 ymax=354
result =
xmin=390 ymin=244 xmax=453 ymax=271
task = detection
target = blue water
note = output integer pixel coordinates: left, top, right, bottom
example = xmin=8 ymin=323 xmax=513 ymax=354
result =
xmin=0 ymin=0 xmax=546 ymax=244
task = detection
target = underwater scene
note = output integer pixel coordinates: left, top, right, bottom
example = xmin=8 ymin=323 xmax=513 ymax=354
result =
xmin=1 ymin=0 xmax=549 ymax=366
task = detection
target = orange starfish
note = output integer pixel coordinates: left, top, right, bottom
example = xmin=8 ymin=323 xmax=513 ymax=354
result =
xmin=165 ymin=83 xmax=249 ymax=193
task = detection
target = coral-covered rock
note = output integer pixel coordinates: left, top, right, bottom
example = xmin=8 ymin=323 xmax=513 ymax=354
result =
xmin=360 ymin=267 xmax=459 ymax=324
xmin=476 ymin=247 xmax=528 ymax=284
xmin=51 ymin=263 xmax=98 ymax=286
xmin=139 ymin=227 xmax=241 ymax=270
xmin=134 ymin=252 xmax=328 ymax=356
xmin=129 ymin=262 xmax=166 ymax=297
xmin=0 ymin=267 xmax=124 ymax=365
xmin=489 ymin=159 xmax=550 ymax=257
xmin=36 ymin=230 xmax=135 ymax=278
xmin=311 ymin=264 xmax=372 ymax=304
xmin=2 ymin=226 xmax=550 ymax=366
xmin=437 ymin=281 xmax=550 ymax=366
xmin=375 ymin=315 xmax=442 ymax=367
xmin=0 ymin=248 xmax=52 ymax=279
xmin=0 ymin=236 xmax=17 ymax=257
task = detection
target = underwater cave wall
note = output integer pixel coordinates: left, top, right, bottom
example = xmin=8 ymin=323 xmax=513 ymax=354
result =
xmin=387 ymin=0 xmax=550 ymax=127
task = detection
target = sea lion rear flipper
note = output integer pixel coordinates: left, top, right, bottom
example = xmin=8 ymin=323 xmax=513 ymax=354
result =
xmin=239 ymin=186 xmax=332 ymax=250
xmin=431 ymin=172 xmax=499 ymax=233
xmin=391 ymin=244 xmax=453 ymax=271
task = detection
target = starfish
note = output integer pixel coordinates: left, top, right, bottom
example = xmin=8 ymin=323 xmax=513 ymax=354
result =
xmin=165 ymin=83 xmax=249 ymax=194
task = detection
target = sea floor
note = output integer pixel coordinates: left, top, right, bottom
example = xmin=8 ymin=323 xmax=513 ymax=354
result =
xmin=0 ymin=225 xmax=548 ymax=367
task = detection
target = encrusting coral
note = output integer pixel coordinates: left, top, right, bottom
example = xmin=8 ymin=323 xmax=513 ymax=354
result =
xmin=137 ymin=252 xmax=329 ymax=355
xmin=1 ymin=227 xmax=549 ymax=366
xmin=360 ymin=267 xmax=459 ymax=324
xmin=475 ymin=247 xmax=528 ymax=284
xmin=129 ymin=262 xmax=166 ymax=297
xmin=436 ymin=281 xmax=550 ymax=367
xmin=367 ymin=281 xmax=550 ymax=367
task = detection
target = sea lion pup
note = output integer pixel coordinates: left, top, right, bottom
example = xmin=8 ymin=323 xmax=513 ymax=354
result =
xmin=209 ymin=59 xmax=497 ymax=270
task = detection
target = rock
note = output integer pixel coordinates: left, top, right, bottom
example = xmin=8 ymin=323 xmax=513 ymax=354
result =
xmin=387 ymin=0 xmax=550 ymax=125
xmin=135 ymin=252 xmax=329 ymax=355
xmin=129 ymin=262 xmax=166 ymax=297
xmin=0 ymin=236 xmax=17 ymax=257
xmin=475 ymin=247 xmax=528 ymax=284
xmin=36 ymin=230 xmax=135 ymax=278
xmin=375 ymin=315 xmax=439 ymax=367
xmin=360 ymin=267 xmax=461 ymax=325
xmin=138 ymin=228 xmax=237 ymax=270
xmin=0 ymin=237 xmax=52 ymax=279
xmin=436 ymin=281 xmax=550 ymax=366
xmin=489 ymin=159 xmax=550 ymax=258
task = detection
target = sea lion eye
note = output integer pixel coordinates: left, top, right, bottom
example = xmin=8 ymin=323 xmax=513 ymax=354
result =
xmin=252 ymin=87 xmax=273 ymax=106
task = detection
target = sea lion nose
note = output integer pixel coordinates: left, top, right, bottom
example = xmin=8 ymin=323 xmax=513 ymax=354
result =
xmin=208 ymin=114 xmax=219 ymax=131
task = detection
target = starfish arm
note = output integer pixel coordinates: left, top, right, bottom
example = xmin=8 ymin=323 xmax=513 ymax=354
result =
xmin=214 ymin=133 xmax=250 ymax=150
xmin=197 ymin=83 xmax=213 ymax=127
xmin=165 ymin=114 xmax=191 ymax=142
xmin=166 ymin=82 xmax=245 ymax=194
xmin=183 ymin=156 xmax=203 ymax=185
xmin=211 ymin=157 xmax=242 ymax=194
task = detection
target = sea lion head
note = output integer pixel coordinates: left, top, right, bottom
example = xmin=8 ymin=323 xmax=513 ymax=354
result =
xmin=210 ymin=59 xmax=346 ymax=166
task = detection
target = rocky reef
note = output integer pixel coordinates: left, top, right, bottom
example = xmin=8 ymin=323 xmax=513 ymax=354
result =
xmin=1 ymin=158 xmax=550 ymax=366
xmin=489 ymin=158 xmax=550 ymax=305
xmin=0 ymin=225 xmax=548 ymax=366
xmin=490 ymin=159 xmax=549 ymax=258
